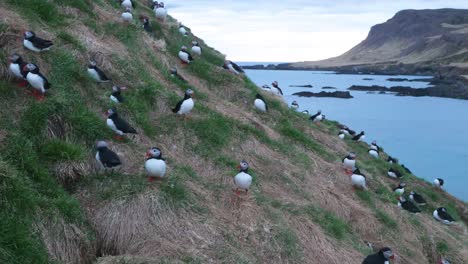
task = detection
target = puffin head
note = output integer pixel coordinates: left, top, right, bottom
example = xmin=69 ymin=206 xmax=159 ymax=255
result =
xmin=317 ymin=109 xmax=322 ymax=114
xmin=124 ymin=7 xmax=132 ymax=13
xmin=112 ymin=86 xmax=122 ymax=93
xmin=146 ymin=147 xmax=162 ymax=159
xmin=410 ymin=191 xmax=415 ymax=195
xmin=272 ymin=81 xmax=278 ymax=87
xmin=372 ymin=140 xmax=377 ymax=145
xmin=96 ymin=140 xmax=108 ymax=150
xmin=397 ymin=196 xmax=406 ymax=202
xmin=379 ymin=247 xmax=395 ymax=260
xmin=24 ymin=31 xmax=35 ymax=39
xmin=237 ymin=160 xmax=249 ymax=172
xmin=159 ymin=2 xmax=165 ymax=8
xmin=192 ymin=40 xmax=198 ymax=46
xmin=106 ymin=107 xmax=117 ymax=117
xmin=399 ymin=182 xmax=406 ymax=188
xmin=348 ymin=152 xmax=357 ymax=160
xmin=23 ymin=63 xmax=38 ymax=73
xmin=185 ymin=89 xmax=194 ymax=98
xmin=181 ymin=46 xmax=188 ymax=51
xmin=302 ymin=110 xmax=309 ymax=115
xmin=292 ymin=100 xmax=298 ymax=105
xmin=170 ymin=67 xmax=177 ymax=75
xmin=88 ymin=60 xmax=97 ymax=67
xmin=9 ymin=53 xmax=21 ymax=63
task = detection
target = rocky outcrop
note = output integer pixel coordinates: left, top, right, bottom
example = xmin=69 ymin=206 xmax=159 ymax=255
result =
xmin=292 ymin=91 xmax=353 ymax=99
xmin=289 ymin=84 xmax=313 ymax=88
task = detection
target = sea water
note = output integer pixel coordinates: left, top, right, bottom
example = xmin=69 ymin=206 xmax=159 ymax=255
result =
xmin=245 ymin=69 xmax=468 ymax=201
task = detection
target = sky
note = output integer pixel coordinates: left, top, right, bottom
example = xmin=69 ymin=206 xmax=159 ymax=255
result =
xmin=168 ymin=0 xmax=468 ymax=62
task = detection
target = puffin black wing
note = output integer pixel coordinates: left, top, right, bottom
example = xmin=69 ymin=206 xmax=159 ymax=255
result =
xmin=276 ymin=86 xmax=284 ymax=95
xmin=100 ymin=148 xmax=121 ymax=168
xmin=402 ymin=165 xmax=412 ymax=174
xmin=95 ymin=66 xmax=110 ymax=81
xmin=31 ymin=36 xmax=53 ymax=49
xmin=438 ymin=209 xmax=455 ymax=221
xmin=38 ymin=72 xmax=51 ymax=90
xmin=310 ymin=112 xmax=320 ymax=121
xmin=402 ymin=200 xmax=421 ymax=213
xmin=362 ymin=252 xmax=385 ymax=264
xmin=113 ymin=93 xmax=124 ymax=102
xmin=172 ymin=99 xmax=184 ymax=113
xmin=114 ymin=116 xmax=137 ymax=134
xmin=188 ymin=53 xmax=194 ymax=61
xmin=222 ymin=64 xmax=229 ymax=69
xmin=231 ymin=62 xmax=244 ymax=73
xmin=412 ymin=193 xmax=426 ymax=204
xmin=348 ymin=129 xmax=356 ymax=135
xmin=352 ymin=134 xmax=361 ymax=141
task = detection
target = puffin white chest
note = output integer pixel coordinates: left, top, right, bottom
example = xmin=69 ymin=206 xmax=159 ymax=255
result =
xmin=338 ymin=133 xmax=345 ymax=139
xmin=234 ymin=172 xmax=252 ymax=190
xmin=121 ymin=12 xmax=133 ymax=22
xmin=394 ymin=188 xmax=405 ymax=196
xmin=313 ymin=115 xmax=323 ymax=122
xmin=368 ymin=149 xmax=379 ymax=158
xmin=343 ymin=158 xmax=355 ymax=169
xmin=387 ymin=171 xmax=397 ymax=178
xmin=145 ymin=159 xmax=167 ymax=178
xmin=179 ymin=27 xmax=187 ymax=35
xmin=110 ymin=95 xmax=120 ymax=103
xmin=228 ymin=64 xmax=239 ymax=74
xmin=155 ymin=8 xmax=167 ymax=19
xmin=370 ymin=145 xmax=378 ymax=151
xmin=351 ymin=174 xmax=366 ymax=188
xmin=87 ymin=68 xmax=101 ymax=81
xmin=192 ymin=46 xmax=202 ymax=55
xmin=272 ymin=87 xmax=282 ymax=96
xmin=9 ymin=63 xmax=22 ymax=78
xmin=106 ymin=118 xmax=123 ymax=135
xmin=254 ymin=99 xmax=267 ymax=112
xmin=26 ymin=73 xmax=45 ymax=92
xmin=23 ymin=39 xmax=42 ymax=52
xmin=121 ymin=0 xmax=132 ymax=8
xmin=358 ymin=135 xmax=365 ymax=141
xmin=178 ymin=51 xmax=190 ymax=63
xmin=179 ymin=98 xmax=194 ymax=114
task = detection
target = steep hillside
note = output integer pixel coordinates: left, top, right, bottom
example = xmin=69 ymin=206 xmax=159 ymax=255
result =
xmin=0 ymin=1 xmax=467 ymax=264
xmin=286 ymin=9 xmax=468 ymax=71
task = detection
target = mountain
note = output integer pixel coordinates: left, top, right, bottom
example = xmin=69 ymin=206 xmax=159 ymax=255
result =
xmin=0 ymin=2 xmax=467 ymax=264
xmin=280 ymin=9 xmax=468 ymax=74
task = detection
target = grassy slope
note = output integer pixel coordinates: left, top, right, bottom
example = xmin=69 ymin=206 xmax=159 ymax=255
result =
xmin=0 ymin=1 xmax=467 ymax=264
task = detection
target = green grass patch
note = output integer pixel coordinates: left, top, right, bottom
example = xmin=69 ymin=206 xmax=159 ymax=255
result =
xmin=188 ymin=113 xmax=233 ymax=157
xmin=7 ymin=0 xmax=64 ymax=25
xmin=274 ymin=228 xmax=302 ymax=260
xmin=160 ymin=176 xmax=190 ymax=206
xmin=304 ymin=206 xmax=351 ymax=239
xmin=104 ymin=22 xmax=139 ymax=49
xmin=374 ymin=209 xmax=398 ymax=229
xmin=57 ymin=31 xmax=86 ymax=51
xmin=38 ymin=140 xmax=85 ymax=162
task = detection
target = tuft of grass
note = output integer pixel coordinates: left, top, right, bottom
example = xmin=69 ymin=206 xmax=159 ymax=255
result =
xmin=436 ymin=240 xmax=449 ymax=255
xmin=104 ymin=22 xmax=139 ymax=49
xmin=304 ymin=206 xmax=351 ymax=239
xmin=39 ymin=140 xmax=85 ymax=162
xmin=7 ymin=0 xmax=64 ymax=25
xmin=160 ymin=176 xmax=190 ymax=206
xmin=274 ymin=228 xmax=302 ymax=260
xmin=188 ymin=113 xmax=233 ymax=157
xmin=57 ymin=31 xmax=86 ymax=51
xmin=374 ymin=209 xmax=398 ymax=229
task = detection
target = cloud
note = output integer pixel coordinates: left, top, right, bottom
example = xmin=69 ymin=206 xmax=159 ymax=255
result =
xmin=169 ymin=0 xmax=468 ymax=62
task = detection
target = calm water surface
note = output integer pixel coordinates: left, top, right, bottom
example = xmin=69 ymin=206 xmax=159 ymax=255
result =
xmin=245 ymin=69 xmax=468 ymax=201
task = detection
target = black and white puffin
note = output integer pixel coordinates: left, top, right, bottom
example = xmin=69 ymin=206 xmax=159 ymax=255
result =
xmin=234 ymin=160 xmax=252 ymax=194
xmin=23 ymin=31 xmax=53 ymax=52
xmin=179 ymin=23 xmax=188 ymax=36
xmin=368 ymin=148 xmax=379 ymax=158
xmin=340 ymin=125 xmax=356 ymax=136
xmin=362 ymin=247 xmax=395 ymax=264
xmin=87 ymin=61 xmax=110 ymax=82
xmin=106 ymin=107 xmax=137 ymax=140
xmin=387 ymin=168 xmax=403 ymax=179
xmin=433 ymin=178 xmax=444 ymax=189
xmin=170 ymin=67 xmax=186 ymax=82
xmin=223 ymin=60 xmax=243 ymax=75
xmin=398 ymin=196 xmax=421 ymax=213
xmin=310 ymin=110 xmax=323 ymax=122
xmin=433 ymin=207 xmax=455 ymax=225
xmin=149 ymin=0 xmax=158 ymax=9
xmin=120 ymin=0 xmax=135 ymax=9
xmin=301 ymin=110 xmax=309 ymax=115
xmin=95 ymin=141 xmax=121 ymax=169
xmin=291 ymin=101 xmax=299 ymax=110
xmin=178 ymin=46 xmax=193 ymax=64
xmin=23 ymin=63 xmax=50 ymax=100
xmin=338 ymin=131 xmax=345 ymax=139
xmin=370 ymin=140 xmax=380 ymax=151
xmin=172 ymin=89 xmax=195 ymax=116
xmin=110 ymin=86 xmax=126 ymax=103
xmin=387 ymin=156 xmax=398 ymax=164
xmin=191 ymin=41 xmax=202 ymax=56
xmin=261 ymin=84 xmax=271 ymax=91
xmin=121 ymin=7 xmax=133 ymax=23
xmin=8 ymin=53 xmax=28 ymax=85
xmin=140 ymin=16 xmax=153 ymax=32
xmin=409 ymin=191 xmax=426 ymax=205
xmin=393 ymin=182 xmax=406 ymax=196
xmin=350 ymin=168 xmax=367 ymax=190
xmin=145 ymin=147 xmax=167 ymax=182
xmin=401 ymin=164 xmax=412 ymax=174
xmin=352 ymin=131 xmax=365 ymax=141
xmin=342 ymin=152 xmax=356 ymax=173
xmin=254 ymin=93 xmax=268 ymax=112
xmin=271 ymin=81 xmax=283 ymax=96
xmin=154 ymin=2 xmax=167 ymax=21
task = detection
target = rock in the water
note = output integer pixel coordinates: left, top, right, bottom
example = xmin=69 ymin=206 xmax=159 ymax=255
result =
xmin=289 ymin=84 xmax=313 ymax=88
xmin=293 ymin=91 xmax=353 ymax=99
xmin=322 ymin=86 xmax=337 ymax=89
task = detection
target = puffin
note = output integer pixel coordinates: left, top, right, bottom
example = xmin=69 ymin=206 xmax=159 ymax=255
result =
xmin=110 ymin=86 xmax=125 ymax=103
xmin=352 ymin=131 xmax=365 ymax=141
xmin=191 ymin=41 xmax=202 ymax=56
xmin=342 ymin=152 xmax=357 ymax=173
xmin=433 ymin=207 xmax=455 ymax=225
xmin=370 ymin=140 xmax=380 ymax=151
xmin=140 ymin=16 xmax=153 ymax=32
xmin=95 ymin=141 xmax=121 ymax=169
xmin=234 ymin=160 xmax=253 ymax=194
xmin=172 ymin=89 xmax=195 ymax=116
xmin=398 ymin=196 xmax=421 ymax=213
xmin=149 ymin=0 xmax=158 ymax=9
xmin=362 ymin=247 xmax=395 ymax=264
xmin=254 ymin=93 xmax=268 ymax=112
xmin=340 ymin=125 xmax=356 ymax=136
xmin=23 ymin=31 xmax=53 ymax=52
xmin=106 ymin=107 xmax=137 ymax=140
xmin=121 ymin=7 xmax=133 ymax=23
xmin=338 ymin=131 xmax=345 ymax=139
xmin=170 ymin=67 xmax=186 ymax=82
xmin=154 ymin=2 xmax=167 ymax=21
xmin=368 ymin=148 xmax=379 ymax=158
xmin=178 ymin=46 xmax=193 ymax=64
xmin=145 ymin=147 xmax=167 ymax=182
xmin=179 ymin=24 xmax=188 ymax=36
xmin=120 ymin=0 xmax=135 ymax=9
xmin=387 ymin=168 xmax=403 ymax=179
xmin=87 ymin=61 xmax=110 ymax=82
xmin=291 ymin=101 xmax=299 ymax=110
xmin=8 ymin=53 xmax=28 ymax=85
xmin=433 ymin=178 xmax=444 ymax=189
xmin=23 ymin=63 xmax=50 ymax=100
xmin=439 ymin=257 xmax=451 ymax=264
xmin=350 ymin=168 xmax=367 ymax=190
xmin=271 ymin=81 xmax=284 ymax=96
xmin=261 ymin=84 xmax=271 ymax=91
xmin=301 ymin=110 xmax=309 ymax=115
xmin=393 ymin=182 xmax=406 ymax=196
xmin=310 ymin=110 xmax=323 ymax=122
xmin=409 ymin=191 xmax=426 ymax=205
xmin=401 ymin=164 xmax=412 ymax=174
xmin=223 ymin=60 xmax=243 ymax=75
xmin=387 ymin=156 xmax=398 ymax=164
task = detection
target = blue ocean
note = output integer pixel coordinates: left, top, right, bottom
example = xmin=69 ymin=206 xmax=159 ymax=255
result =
xmin=245 ymin=69 xmax=468 ymax=201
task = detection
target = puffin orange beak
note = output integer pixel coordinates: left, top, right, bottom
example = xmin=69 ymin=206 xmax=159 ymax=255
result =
xmin=390 ymin=254 xmax=395 ymax=260
xmin=121 ymin=86 xmax=128 ymax=90
xmin=145 ymin=151 xmax=151 ymax=158
xmin=236 ymin=164 xmax=240 ymax=170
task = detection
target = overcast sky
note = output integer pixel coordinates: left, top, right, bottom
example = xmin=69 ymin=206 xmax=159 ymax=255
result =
xmin=169 ymin=1 xmax=468 ymax=62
